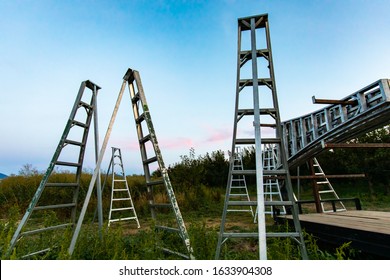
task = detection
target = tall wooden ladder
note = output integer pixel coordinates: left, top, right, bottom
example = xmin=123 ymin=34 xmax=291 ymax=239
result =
xmin=6 ymin=80 xmax=102 ymax=258
xmin=106 ymin=147 xmax=140 ymax=228
xmin=227 ymin=147 xmax=254 ymax=216
xmin=310 ymin=157 xmax=346 ymax=213
xmin=215 ymin=14 xmax=308 ymax=260
xmin=124 ymin=69 xmax=194 ymax=260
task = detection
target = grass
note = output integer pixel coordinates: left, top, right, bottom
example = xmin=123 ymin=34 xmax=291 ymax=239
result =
xmin=0 ymin=173 xmax=389 ymax=260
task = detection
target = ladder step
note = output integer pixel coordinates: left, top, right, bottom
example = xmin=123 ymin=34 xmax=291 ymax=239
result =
xmin=34 ymin=203 xmax=76 ymax=210
xmin=45 ymin=183 xmax=78 ymax=187
xmin=227 ymin=209 xmax=253 ymax=213
xmin=22 ymin=248 xmax=51 ymax=259
xmin=155 ymin=225 xmax=180 ymax=233
xmin=109 ymin=217 xmax=137 ymax=223
xmin=229 ymin=194 xmax=249 ymax=197
xmin=237 ymin=108 xmax=277 ymax=116
xmin=113 ymin=188 xmax=128 ymax=191
xmin=239 ymin=49 xmax=270 ymax=61
xmin=79 ymin=101 xmax=93 ymax=110
xmin=135 ymin=113 xmax=145 ymax=124
xmin=316 ymin=181 xmax=328 ymax=184
xmin=71 ymin=120 xmax=87 ymax=128
xmin=146 ymin=180 xmax=165 ymax=186
xmin=239 ymin=78 xmax=273 ymax=88
xmin=113 ymin=179 xmax=127 ymax=182
xmin=64 ymin=139 xmax=83 ymax=146
xmin=150 ymin=203 xmax=171 ymax=208
xmin=236 ymin=138 xmax=281 ymax=145
xmin=111 ymin=207 xmax=134 ymax=211
xmin=139 ymin=134 xmax=151 ymax=144
xmin=319 ymin=190 xmax=335 ymax=194
xmin=20 ymin=223 xmax=73 ymax=237
xmin=232 ymin=169 xmax=287 ymax=176
xmin=222 ymin=232 xmax=300 ymax=239
xmin=144 ymin=156 xmax=158 ymax=165
xmin=160 ymin=247 xmax=190 ymax=260
xmin=131 ymin=93 xmax=140 ymax=103
xmin=55 ymin=161 xmax=81 ymax=167
xmin=228 ymin=201 xmax=293 ymax=206
xmin=112 ymin=198 xmax=131 ymax=201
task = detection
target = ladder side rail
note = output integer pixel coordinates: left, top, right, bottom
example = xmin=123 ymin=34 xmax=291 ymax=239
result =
xmin=250 ymin=16 xmax=267 ymax=260
xmin=108 ymin=149 xmax=115 ymax=226
xmin=132 ymin=70 xmax=194 ymax=259
xmin=92 ymin=84 xmax=103 ymax=231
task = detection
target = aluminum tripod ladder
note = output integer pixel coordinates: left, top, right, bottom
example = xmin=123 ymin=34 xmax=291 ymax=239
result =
xmin=6 ymin=80 xmax=102 ymax=258
xmin=106 ymin=147 xmax=140 ymax=228
xmin=311 ymin=157 xmax=346 ymax=213
xmin=227 ymin=147 xmax=254 ymax=216
xmin=215 ymin=14 xmax=308 ymax=260
xmin=124 ymin=69 xmax=194 ymax=259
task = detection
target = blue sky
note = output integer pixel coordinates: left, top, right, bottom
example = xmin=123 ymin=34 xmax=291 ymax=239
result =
xmin=1 ymin=0 xmax=389 ymax=176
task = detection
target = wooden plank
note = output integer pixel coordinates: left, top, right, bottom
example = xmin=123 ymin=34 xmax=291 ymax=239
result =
xmin=281 ymin=210 xmax=390 ymax=258
xmin=290 ymin=210 xmax=390 ymax=235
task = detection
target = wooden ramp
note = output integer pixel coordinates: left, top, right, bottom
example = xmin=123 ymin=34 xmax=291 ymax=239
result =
xmin=282 ymin=210 xmax=390 ymax=258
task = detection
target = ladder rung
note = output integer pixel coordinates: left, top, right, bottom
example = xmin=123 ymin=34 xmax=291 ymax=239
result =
xmin=112 ymin=198 xmax=131 ymax=201
xmin=146 ymin=180 xmax=164 ymax=186
xmin=155 ymin=225 xmax=180 ymax=233
xmin=55 ymin=161 xmax=81 ymax=167
xmin=227 ymin=209 xmax=253 ymax=212
xmin=132 ymin=93 xmax=140 ymax=103
xmin=113 ymin=188 xmax=128 ymax=191
xmin=222 ymin=232 xmax=300 ymax=239
xmin=22 ymin=248 xmax=51 ymax=259
xmin=319 ymin=190 xmax=335 ymax=194
xmin=240 ymin=49 xmax=269 ymax=61
xmin=139 ymin=134 xmax=151 ymax=144
xmin=111 ymin=207 xmax=134 ymax=211
xmin=135 ymin=113 xmax=145 ymax=124
xmin=150 ymin=203 xmax=171 ymax=208
xmin=228 ymin=201 xmax=257 ymax=206
xmin=71 ymin=120 xmax=87 ymax=128
xmin=160 ymin=247 xmax=190 ymax=260
xmin=20 ymin=223 xmax=73 ymax=237
xmin=228 ymin=201 xmax=293 ymax=206
xmin=113 ymin=179 xmax=127 ymax=182
xmin=34 ymin=203 xmax=76 ymax=210
xmin=109 ymin=217 xmax=137 ymax=222
xmin=237 ymin=108 xmax=277 ymax=116
xmin=235 ymin=138 xmax=281 ymax=145
xmin=144 ymin=156 xmax=158 ymax=164
xmin=79 ymin=101 xmax=93 ymax=110
xmin=316 ymin=181 xmax=328 ymax=184
xmin=239 ymin=78 xmax=273 ymax=87
xmin=64 ymin=139 xmax=83 ymax=146
xmin=236 ymin=138 xmax=255 ymax=145
xmin=45 ymin=183 xmax=78 ymax=187
xmin=229 ymin=194 xmax=249 ymax=196
xmin=232 ymin=169 xmax=287 ymax=176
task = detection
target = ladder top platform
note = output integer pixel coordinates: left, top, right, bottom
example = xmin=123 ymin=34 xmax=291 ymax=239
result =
xmin=238 ymin=14 xmax=268 ymax=29
xmin=85 ymin=80 xmax=101 ymax=91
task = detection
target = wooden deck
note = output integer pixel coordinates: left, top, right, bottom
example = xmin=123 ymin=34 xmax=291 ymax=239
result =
xmin=282 ymin=210 xmax=390 ymax=258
